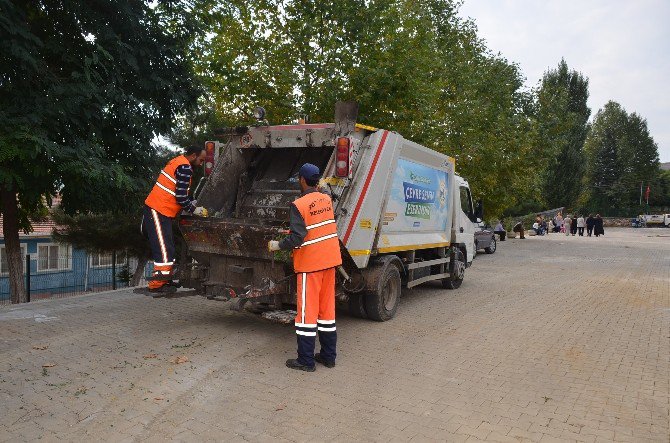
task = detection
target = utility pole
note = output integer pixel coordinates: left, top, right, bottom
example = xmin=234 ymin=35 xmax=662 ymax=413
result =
xmin=639 ymin=181 xmax=643 ymax=206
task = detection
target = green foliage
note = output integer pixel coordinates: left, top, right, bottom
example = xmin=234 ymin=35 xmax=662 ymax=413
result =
xmin=0 ymin=0 xmax=200 ymax=222
xmin=536 ymin=59 xmax=591 ymax=209
xmin=51 ymin=210 xmax=149 ymax=258
xmin=174 ymin=0 xmax=538 ymax=217
xmin=582 ymin=101 xmax=660 ymax=214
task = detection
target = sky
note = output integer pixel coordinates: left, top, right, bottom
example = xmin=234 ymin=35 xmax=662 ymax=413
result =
xmin=458 ymin=0 xmax=670 ymax=162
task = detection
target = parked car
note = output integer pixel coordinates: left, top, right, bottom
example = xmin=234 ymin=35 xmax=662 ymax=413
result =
xmin=474 ymin=224 xmax=497 ymax=255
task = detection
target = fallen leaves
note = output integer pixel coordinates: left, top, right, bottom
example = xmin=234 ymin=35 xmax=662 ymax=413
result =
xmin=32 ymin=345 xmax=48 ymax=350
xmin=171 ymin=355 xmax=189 ymax=364
xmin=143 ymin=353 xmax=158 ymax=359
xmin=42 ymin=363 xmax=56 ymax=368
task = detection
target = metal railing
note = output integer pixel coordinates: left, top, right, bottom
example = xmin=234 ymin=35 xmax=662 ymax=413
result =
xmin=0 ymin=253 xmax=151 ymax=305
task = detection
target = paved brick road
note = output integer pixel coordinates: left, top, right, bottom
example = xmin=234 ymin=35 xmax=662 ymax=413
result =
xmin=0 ymin=228 xmax=668 ymax=442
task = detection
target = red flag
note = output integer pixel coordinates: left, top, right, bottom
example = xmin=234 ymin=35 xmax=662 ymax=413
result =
xmin=645 ymin=185 xmax=651 ymax=201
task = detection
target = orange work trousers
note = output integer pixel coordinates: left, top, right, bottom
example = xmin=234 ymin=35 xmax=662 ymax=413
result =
xmin=294 ymin=268 xmax=337 ymax=366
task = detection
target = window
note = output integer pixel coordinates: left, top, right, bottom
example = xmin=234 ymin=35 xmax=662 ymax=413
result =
xmin=459 ymin=186 xmax=473 ymax=217
xmin=37 ymin=244 xmax=72 ymax=272
xmin=0 ymin=244 xmax=27 ymax=275
xmin=90 ymin=250 xmax=128 ymax=268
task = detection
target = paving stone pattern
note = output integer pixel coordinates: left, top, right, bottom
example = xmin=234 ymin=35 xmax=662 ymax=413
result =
xmin=0 ymin=228 xmax=668 ymax=442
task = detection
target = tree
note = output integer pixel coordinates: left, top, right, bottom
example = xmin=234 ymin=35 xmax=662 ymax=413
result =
xmin=179 ymin=0 xmax=538 ymax=217
xmin=583 ymin=101 xmax=660 ymax=214
xmin=536 ymin=59 xmax=591 ymax=209
xmin=0 ymin=1 xmax=200 ymax=302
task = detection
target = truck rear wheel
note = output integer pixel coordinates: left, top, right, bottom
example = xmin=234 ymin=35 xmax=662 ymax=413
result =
xmin=347 ymin=293 xmax=368 ymax=319
xmin=442 ymin=249 xmax=465 ymax=290
xmin=365 ymin=259 xmax=402 ymax=321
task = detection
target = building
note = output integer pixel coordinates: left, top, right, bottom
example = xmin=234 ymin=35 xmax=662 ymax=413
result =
xmin=0 ymin=210 xmax=141 ymax=302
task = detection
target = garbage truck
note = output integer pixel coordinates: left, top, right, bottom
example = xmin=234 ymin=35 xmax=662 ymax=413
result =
xmin=174 ymin=102 xmax=482 ymax=321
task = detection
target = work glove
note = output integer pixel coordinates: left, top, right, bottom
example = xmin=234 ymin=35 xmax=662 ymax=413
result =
xmin=268 ymin=240 xmax=280 ymax=252
xmin=193 ymin=206 xmax=207 ymax=217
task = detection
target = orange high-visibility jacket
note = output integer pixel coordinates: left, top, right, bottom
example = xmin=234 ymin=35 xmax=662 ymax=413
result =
xmin=145 ymin=155 xmax=191 ymax=218
xmin=292 ymin=192 xmax=342 ymax=273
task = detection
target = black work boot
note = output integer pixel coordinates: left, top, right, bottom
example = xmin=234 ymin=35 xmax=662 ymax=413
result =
xmin=285 ymin=359 xmax=315 ymax=372
xmin=314 ymin=353 xmax=335 ymax=368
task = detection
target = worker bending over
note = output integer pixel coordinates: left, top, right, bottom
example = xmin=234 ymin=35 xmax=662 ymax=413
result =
xmin=269 ymin=163 xmax=342 ymax=372
xmin=142 ymin=146 xmax=206 ymax=293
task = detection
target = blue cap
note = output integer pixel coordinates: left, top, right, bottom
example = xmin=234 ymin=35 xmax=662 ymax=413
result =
xmin=299 ymin=163 xmax=320 ymax=181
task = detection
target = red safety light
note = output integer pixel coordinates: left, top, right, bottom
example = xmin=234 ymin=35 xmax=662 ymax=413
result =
xmin=204 ymin=141 xmax=217 ymax=176
xmin=335 ymin=137 xmax=351 ymax=178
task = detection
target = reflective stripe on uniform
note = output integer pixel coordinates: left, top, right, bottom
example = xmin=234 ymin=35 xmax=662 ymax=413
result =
xmin=295 ymin=322 xmax=317 ymax=328
xmin=305 ymin=219 xmax=335 ymax=230
xmin=160 ymin=170 xmax=177 ymax=184
xmin=296 ymin=330 xmax=317 ymax=337
xmin=150 ymin=209 xmax=168 ymax=263
xmin=300 ymin=273 xmax=307 ymax=324
xmin=317 ymin=319 xmax=336 ymax=332
xmin=155 ymin=181 xmax=176 ymax=196
xmin=298 ymin=233 xmax=338 ymax=248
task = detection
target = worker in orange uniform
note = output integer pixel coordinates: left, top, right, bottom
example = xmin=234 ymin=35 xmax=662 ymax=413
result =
xmin=142 ymin=146 xmax=207 ymax=293
xmin=268 ymin=163 xmax=342 ymax=372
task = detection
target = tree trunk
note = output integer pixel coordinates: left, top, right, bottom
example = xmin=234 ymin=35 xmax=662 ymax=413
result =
xmin=1 ymin=188 xmax=27 ymax=303
xmin=130 ymin=255 xmax=148 ymax=287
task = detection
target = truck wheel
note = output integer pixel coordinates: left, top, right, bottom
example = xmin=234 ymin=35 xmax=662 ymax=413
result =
xmin=442 ymin=249 xmax=465 ymax=290
xmin=365 ymin=261 xmax=401 ymax=321
xmin=347 ymin=293 xmax=368 ymax=319
xmin=485 ymin=237 xmax=497 ymax=254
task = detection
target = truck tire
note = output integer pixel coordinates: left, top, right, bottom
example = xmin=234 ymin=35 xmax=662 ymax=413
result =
xmin=442 ymin=249 xmax=465 ymax=290
xmin=484 ymin=237 xmax=497 ymax=254
xmin=347 ymin=293 xmax=368 ymax=319
xmin=365 ymin=259 xmax=402 ymax=322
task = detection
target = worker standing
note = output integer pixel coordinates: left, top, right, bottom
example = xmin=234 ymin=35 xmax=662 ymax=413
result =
xmin=142 ymin=146 xmax=206 ymax=293
xmin=268 ymin=163 xmax=342 ymax=372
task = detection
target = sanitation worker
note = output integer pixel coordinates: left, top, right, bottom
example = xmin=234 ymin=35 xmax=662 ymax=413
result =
xmin=142 ymin=146 xmax=207 ymax=293
xmin=268 ymin=163 xmax=342 ymax=372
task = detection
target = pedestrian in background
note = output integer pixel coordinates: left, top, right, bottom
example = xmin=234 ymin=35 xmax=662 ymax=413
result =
xmin=577 ymin=215 xmax=585 ymax=236
xmin=513 ymin=221 xmax=525 ymax=239
xmin=547 ymin=219 xmax=554 ymax=235
xmin=586 ymin=214 xmax=595 ymax=237
xmin=554 ymin=213 xmax=563 ymax=233
xmin=564 ymin=215 xmax=572 ymax=236
xmin=594 ymin=214 xmax=605 ymax=237
xmin=494 ymin=220 xmax=506 ymax=241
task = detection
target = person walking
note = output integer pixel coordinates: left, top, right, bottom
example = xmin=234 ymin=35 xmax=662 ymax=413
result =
xmin=577 ymin=215 xmax=585 ymax=236
xmin=564 ymin=215 xmax=572 ymax=236
xmin=586 ymin=214 xmax=595 ymax=237
xmin=142 ymin=146 xmax=206 ymax=293
xmin=268 ymin=163 xmax=342 ymax=372
xmin=571 ymin=214 xmax=578 ymax=236
xmin=594 ymin=214 xmax=605 ymax=237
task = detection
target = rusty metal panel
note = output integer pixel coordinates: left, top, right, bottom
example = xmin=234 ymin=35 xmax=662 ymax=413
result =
xmin=180 ymin=218 xmax=288 ymax=259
